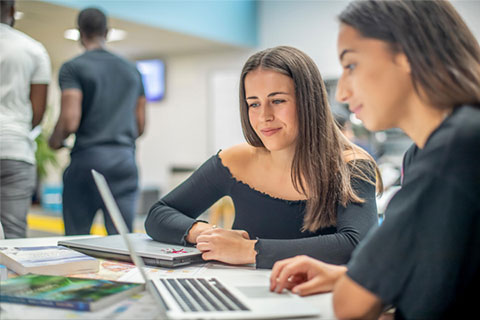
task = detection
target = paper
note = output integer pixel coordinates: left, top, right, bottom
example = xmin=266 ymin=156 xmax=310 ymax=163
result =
xmin=118 ymin=263 xmax=207 ymax=283
xmin=69 ymin=259 xmax=136 ymax=281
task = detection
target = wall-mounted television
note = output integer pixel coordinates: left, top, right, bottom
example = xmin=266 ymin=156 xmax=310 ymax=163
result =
xmin=136 ymin=59 xmax=165 ymax=102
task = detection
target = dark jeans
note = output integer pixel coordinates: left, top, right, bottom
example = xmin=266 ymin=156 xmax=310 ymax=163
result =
xmin=62 ymin=145 xmax=138 ymax=235
xmin=0 ymin=159 xmax=36 ymax=238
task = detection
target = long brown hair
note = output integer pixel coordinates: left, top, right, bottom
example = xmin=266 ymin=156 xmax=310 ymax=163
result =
xmin=239 ymin=46 xmax=380 ymax=232
xmin=339 ymin=0 xmax=480 ymax=109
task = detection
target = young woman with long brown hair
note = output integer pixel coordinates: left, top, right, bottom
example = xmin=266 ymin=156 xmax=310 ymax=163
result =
xmin=270 ymin=1 xmax=480 ymax=319
xmin=145 ymin=46 xmax=381 ymax=269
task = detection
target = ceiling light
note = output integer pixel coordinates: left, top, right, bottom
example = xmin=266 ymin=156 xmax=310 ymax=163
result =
xmin=107 ymin=28 xmax=127 ymax=42
xmin=14 ymin=11 xmax=24 ymax=20
xmin=63 ymin=28 xmax=126 ymax=42
xmin=64 ymin=29 xmax=80 ymax=41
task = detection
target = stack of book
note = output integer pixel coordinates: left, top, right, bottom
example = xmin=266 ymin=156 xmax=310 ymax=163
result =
xmin=0 ymin=246 xmax=99 ymax=276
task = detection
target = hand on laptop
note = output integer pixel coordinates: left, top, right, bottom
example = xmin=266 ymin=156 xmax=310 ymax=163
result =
xmin=196 ymin=228 xmax=258 ymax=265
xmin=269 ymin=255 xmax=347 ymax=296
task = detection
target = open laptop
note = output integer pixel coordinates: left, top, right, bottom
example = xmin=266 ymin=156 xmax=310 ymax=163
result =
xmin=90 ymin=169 xmax=320 ymax=319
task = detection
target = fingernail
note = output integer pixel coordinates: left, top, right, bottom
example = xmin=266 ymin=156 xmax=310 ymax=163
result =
xmin=292 ymin=288 xmax=299 ymax=294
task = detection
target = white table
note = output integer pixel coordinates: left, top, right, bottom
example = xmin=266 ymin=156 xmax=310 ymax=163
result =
xmin=0 ymin=236 xmax=335 ymax=319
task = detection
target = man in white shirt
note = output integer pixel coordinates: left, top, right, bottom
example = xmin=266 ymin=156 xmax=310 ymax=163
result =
xmin=0 ymin=0 xmax=51 ymax=238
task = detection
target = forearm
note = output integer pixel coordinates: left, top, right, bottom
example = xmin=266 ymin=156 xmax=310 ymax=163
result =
xmin=136 ymin=96 xmax=146 ymax=137
xmin=48 ymin=123 xmax=70 ymax=150
xmin=145 ymin=155 xmax=231 ymax=245
xmin=32 ymin=110 xmax=46 ymax=128
xmin=145 ymin=200 xmax=206 ymax=245
xmin=30 ymin=84 xmax=48 ymax=127
xmin=255 ymin=232 xmax=357 ymax=269
xmin=255 ymin=193 xmax=377 ymax=268
xmin=333 ymin=274 xmax=383 ymax=320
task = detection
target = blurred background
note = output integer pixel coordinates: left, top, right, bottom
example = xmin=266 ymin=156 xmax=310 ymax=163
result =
xmin=14 ymin=0 xmax=480 ymax=236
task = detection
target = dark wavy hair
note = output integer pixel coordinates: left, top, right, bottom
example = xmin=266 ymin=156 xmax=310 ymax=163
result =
xmin=239 ymin=46 xmax=380 ymax=231
xmin=339 ymin=0 xmax=480 ymax=109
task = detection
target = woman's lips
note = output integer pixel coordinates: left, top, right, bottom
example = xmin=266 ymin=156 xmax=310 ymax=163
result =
xmin=260 ymin=128 xmax=281 ymax=136
xmin=350 ymin=104 xmax=363 ymax=115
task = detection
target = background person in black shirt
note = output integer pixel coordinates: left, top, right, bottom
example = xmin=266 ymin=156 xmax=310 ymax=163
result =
xmin=145 ymin=46 xmax=382 ymax=268
xmin=270 ymin=1 xmax=480 ymax=319
xmin=49 ymin=8 xmax=146 ymax=235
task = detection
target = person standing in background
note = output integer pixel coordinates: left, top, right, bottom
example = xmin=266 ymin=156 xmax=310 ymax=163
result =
xmin=0 ymin=0 xmax=51 ymax=238
xmin=49 ymin=7 xmax=146 ymax=235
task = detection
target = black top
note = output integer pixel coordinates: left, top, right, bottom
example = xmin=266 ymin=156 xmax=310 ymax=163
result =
xmin=59 ymin=49 xmax=144 ymax=155
xmin=145 ymin=153 xmax=378 ymax=269
xmin=347 ymin=105 xmax=480 ymax=319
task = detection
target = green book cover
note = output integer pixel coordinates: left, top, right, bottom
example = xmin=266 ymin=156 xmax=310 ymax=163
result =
xmin=0 ymin=274 xmax=144 ymax=311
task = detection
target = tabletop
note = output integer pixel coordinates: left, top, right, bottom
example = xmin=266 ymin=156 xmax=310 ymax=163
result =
xmin=0 ymin=235 xmax=335 ymax=320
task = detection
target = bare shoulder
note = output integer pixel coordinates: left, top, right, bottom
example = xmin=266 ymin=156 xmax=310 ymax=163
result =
xmin=218 ymin=144 xmax=257 ymax=174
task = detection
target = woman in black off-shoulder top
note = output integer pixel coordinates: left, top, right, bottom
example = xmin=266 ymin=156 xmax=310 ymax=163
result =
xmin=145 ymin=46 xmax=381 ymax=269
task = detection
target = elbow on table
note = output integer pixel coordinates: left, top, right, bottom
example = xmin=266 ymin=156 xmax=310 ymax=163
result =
xmin=333 ymin=292 xmax=372 ymax=320
xmin=332 ymin=275 xmax=382 ymax=320
xmin=144 ymin=205 xmax=160 ymax=239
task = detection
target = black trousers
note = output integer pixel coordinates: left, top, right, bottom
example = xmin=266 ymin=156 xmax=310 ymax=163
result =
xmin=62 ymin=145 xmax=138 ymax=235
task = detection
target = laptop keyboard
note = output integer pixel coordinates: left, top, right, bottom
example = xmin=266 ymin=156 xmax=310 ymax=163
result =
xmin=160 ymin=278 xmax=249 ymax=312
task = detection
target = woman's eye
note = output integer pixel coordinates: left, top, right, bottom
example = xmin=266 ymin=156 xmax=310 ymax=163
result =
xmin=248 ymin=102 xmax=260 ymax=108
xmin=344 ymin=63 xmax=356 ymax=72
xmin=272 ymin=99 xmax=286 ymax=104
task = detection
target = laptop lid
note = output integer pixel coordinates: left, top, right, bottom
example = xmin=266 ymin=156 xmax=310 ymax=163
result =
xmin=58 ymin=234 xmax=203 ymax=268
xmin=91 ymin=170 xmax=169 ymax=319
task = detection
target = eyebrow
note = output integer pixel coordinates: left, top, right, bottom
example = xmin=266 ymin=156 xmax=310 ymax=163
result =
xmin=246 ymin=92 xmax=289 ymax=100
xmin=339 ymin=49 xmax=355 ymax=61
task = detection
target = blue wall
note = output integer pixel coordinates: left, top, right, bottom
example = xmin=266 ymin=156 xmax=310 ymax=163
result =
xmin=43 ymin=0 xmax=258 ymax=47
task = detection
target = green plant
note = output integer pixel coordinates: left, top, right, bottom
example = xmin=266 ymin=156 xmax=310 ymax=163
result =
xmin=35 ymin=132 xmax=58 ymax=180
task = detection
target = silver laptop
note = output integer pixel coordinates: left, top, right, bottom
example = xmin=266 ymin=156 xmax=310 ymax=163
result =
xmin=58 ymin=233 xmax=203 ymax=268
xmin=90 ymin=170 xmax=320 ymax=319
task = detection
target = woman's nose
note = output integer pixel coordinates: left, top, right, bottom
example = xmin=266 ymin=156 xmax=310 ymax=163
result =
xmin=260 ymin=104 xmax=274 ymax=121
xmin=335 ymin=75 xmax=351 ymax=104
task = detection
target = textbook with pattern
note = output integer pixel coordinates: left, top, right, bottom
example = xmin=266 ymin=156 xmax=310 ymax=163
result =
xmin=0 ymin=246 xmax=99 ymax=276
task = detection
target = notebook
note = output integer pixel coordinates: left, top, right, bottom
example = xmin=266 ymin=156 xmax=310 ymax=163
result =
xmin=90 ymin=169 xmax=320 ymax=319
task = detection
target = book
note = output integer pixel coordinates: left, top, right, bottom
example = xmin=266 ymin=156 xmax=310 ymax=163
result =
xmin=0 ymin=246 xmax=99 ymax=276
xmin=0 ymin=274 xmax=145 ymax=311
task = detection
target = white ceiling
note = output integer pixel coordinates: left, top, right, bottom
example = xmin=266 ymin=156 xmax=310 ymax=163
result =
xmin=14 ymin=1 xmax=244 ymax=69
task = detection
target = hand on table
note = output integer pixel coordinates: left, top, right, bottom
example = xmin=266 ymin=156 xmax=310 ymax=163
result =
xmin=196 ymin=227 xmax=257 ymax=265
xmin=270 ymin=255 xmax=347 ymax=296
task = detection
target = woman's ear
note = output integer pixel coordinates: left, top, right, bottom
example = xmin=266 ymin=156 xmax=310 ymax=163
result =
xmin=396 ymin=52 xmax=411 ymax=74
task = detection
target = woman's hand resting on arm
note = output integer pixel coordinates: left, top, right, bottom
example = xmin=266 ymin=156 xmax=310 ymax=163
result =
xmin=197 ymin=228 xmax=258 ymax=265
xmin=186 ymin=222 xmax=258 ymax=265
xmin=270 ymin=255 xmax=347 ymax=296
